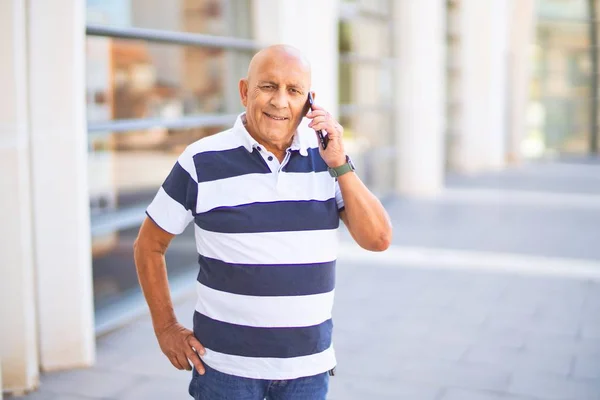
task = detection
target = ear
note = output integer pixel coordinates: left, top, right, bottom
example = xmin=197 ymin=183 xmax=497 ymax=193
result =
xmin=239 ymin=79 xmax=249 ymax=107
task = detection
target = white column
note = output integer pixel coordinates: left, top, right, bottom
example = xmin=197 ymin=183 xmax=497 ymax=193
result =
xmin=507 ymin=0 xmax=536 ymax=164
xmin=451 ymin=0 xmax=492 ymax=173
xmin=251 ymin=0 xmax=340 ymax=117
xmin=448 ymin=0 xmax=514 ymax=172
xmin=393 ymin=0 xmax=446 ymax=196
xmin=486 ymin=0 xmax=510 ymax=170
xmin=0 ymin=0 xmax=40 ymax=393
xmin=28 ymin=0 xmax=96 ymax=370
xmin=447 ymin=0 xmax=505 ymax=172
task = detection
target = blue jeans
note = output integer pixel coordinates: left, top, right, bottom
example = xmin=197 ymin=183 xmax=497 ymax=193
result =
xmin=188 ymin=363 xmax=329 ymax=400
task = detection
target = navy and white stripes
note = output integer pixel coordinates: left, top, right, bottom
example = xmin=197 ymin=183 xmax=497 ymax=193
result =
xmin=146 ymin=114 xmax=343 ymax=379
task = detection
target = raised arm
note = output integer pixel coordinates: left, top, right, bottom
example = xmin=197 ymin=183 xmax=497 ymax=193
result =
xmin=337 ymin=174 xmax=392 ymax=251
xmin=306 ymin=101 xmax=392 ymax=251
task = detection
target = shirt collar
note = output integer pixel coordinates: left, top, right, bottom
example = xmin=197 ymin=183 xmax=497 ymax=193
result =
xmin=233 ymin=113 xmax=310 ymax=157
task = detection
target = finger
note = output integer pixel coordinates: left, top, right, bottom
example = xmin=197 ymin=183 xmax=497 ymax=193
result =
xmin=186 ymin=348 xmax=205 ymax=375
xmin=308 ymin=103 xmax=326 ymax=112
xmin=306 ymin=109 xmax=328 ymax=119
xmin=311 ymin=122 xmax=337 ymax=135
xmin=167 ymin=355 xmax=184 ymax=370
xmin=176 ymin=352 xmax=192 ymax=371
xmin=308 ymin=116 xmax=328 ymax=128
xmin=187 ymin=335 xmax=206 ymax=356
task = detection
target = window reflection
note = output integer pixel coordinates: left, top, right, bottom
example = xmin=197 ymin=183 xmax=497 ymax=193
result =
xmin=86 ymin=37 xmax=250 ymax=123
xmin=338 ymin=2 xmax=395 ymax=196
xmin=86 ymin=0 xmax=254 ymax=314
xmin=86 ymin=0 xmax=252 ymax=38
xmin=526 ymin=0 xmax=594 ymax=156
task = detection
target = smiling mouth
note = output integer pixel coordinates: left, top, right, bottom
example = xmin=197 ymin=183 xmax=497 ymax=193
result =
xmin=264 ymin=112 xmax=288 ymax=121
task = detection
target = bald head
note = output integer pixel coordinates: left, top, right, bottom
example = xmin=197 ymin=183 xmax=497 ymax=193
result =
xmin=238 ymin=44 xmax=313 ymax=154
xmin=247 ymin=44 xmax=311 ymax=83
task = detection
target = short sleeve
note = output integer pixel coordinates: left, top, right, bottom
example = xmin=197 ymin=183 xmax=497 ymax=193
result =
xmin=335 ymin=181 xmax=345 ymax=212
xmin=146 ymin=152 xmax=198 ymax=235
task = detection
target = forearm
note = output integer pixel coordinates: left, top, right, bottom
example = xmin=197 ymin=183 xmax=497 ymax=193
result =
xmin=337 ymin=172 xmax=392 ymax=251
xmin=133 ymin=243 xmax=177 ymax=333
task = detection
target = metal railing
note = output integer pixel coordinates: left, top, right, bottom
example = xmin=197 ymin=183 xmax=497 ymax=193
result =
xmin=86 ymin=24 xmax=262 ymax=51
xmin=87 ymin=24 xmax=262 ymax=236
xmin=88 ymin=113 xmax=240 ymax=134
xmin=91 ymin=205 xmax=147 ymax=237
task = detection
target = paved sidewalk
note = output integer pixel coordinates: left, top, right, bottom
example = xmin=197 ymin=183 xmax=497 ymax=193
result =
xmin=11 ymin=260 xmax=600 ymax=400
xmin=11 ymin=159 xmax=600 ymax=400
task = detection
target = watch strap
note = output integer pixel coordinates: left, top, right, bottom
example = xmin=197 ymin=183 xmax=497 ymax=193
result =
xmin=328 ymin=156 xmax=355 ymax=178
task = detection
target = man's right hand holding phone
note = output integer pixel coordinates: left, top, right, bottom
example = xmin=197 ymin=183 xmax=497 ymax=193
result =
xmin=305 ymin=95 xmax=347 ymax=169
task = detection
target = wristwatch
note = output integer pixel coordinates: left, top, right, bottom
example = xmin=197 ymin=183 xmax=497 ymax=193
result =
xmin=328 ymin=155 xmax=356 ymax=178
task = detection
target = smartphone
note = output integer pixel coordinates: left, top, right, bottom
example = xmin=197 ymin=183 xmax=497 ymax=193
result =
xmin=307 ymin=92 xmax=329 ymax=150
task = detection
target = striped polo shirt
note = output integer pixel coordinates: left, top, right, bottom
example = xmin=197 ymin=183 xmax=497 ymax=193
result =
xmin=146 ymin=113 xmax=344 ymax=380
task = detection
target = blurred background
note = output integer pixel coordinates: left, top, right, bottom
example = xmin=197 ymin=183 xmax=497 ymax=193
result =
xmin=2 ymin=0 xmax=600 ymax=399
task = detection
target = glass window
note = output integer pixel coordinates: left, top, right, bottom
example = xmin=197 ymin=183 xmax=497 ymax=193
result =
xmin=338 ymin=1 xmax=395 ymax=196
xmin=86 ymin=0 xmax=253 ymax=38
xmin=86 ymin=0 xmax=255 ymax=315
xmin=86 ymin=37 xmax=251 ymax=123
xmin=93 ymin=224 xmax=197 ymax=310
xmin=527 ymin=0 xmax=593 ymax=155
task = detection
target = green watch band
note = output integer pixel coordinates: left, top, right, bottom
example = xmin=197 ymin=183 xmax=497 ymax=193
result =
xmin=328 ymin=155 xmax=355 ymax=178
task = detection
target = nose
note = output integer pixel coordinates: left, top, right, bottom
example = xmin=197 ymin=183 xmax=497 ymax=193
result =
xmin=269 ymin=88 xmax=288 ymax=110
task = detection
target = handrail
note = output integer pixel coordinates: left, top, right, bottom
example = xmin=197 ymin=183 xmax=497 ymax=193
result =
xmin=88 ymin=113 xmax=239 ymax=133
xmin=86 ymin=24 xmax=263 ymax=51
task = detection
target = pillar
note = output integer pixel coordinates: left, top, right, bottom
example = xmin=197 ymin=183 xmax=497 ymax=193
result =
xmin=0 ymin=0 xmax=40 ymax=393
xmin=28 ymin=0 xmax=96 ymax=370
xmin=251 ymin=0 xmax=340 ymax=117
xmin=487 ymin=0 xmax=510 ymax=170
xmin=449 ymin=0 xmax=492 ymax=173
xmin=449 ymin=0 xmax=513 ymax=173
xmin=507 ymin=0 xmax=537 ymax=164
xmin=393 ymin=0 xmax=446 ymax=196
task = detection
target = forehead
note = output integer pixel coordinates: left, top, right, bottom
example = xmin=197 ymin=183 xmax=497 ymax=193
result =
xmin=253 ymin=55 xmax=310 ymax=86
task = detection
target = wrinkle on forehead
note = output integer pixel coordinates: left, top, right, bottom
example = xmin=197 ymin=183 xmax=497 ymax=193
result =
xmin=247 ymin=44 xmax=312 ymax=85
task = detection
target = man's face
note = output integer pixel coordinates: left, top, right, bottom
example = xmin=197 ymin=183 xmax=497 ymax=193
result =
xmin=239 ymin=54 xmax=311 ymax=146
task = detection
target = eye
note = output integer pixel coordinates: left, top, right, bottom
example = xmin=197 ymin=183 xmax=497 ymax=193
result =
xmin=261 ymin=84 xmax=275 ymax=90
xmin=289 ymin=88 xmax=301 ymax=95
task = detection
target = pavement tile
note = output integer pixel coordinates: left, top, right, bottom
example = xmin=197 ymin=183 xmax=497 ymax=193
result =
xmin=360 ymin=359 xmax=511 ymax=392
xmin=328 ymin=377 xmax=441 ymax=400
xmin=117 ymin=377 xmax=190 ymax=400
xmin=463 ymin=345 xmax=573 ymax=376
xmin=10 ymin=391 xmax=97 ymax=400
xmin=440 ymin=388 xmax=536 ymax=400
xmin=473 ymin=327 xmax=527 ymax=350
xmin=524 ymin=335 xmax=600 ymax=358
xmin=572 ymin=355 xmax=600 ymax=380
xmin=105 ymin=348 xmax=192 ymax=382
xmin=580 ymin=322 xmax=600 ymax=340
xmin=34 ymin=369 xmax=141 ymax=399
xmin=508 ymin=371 xmax=600 ymax=400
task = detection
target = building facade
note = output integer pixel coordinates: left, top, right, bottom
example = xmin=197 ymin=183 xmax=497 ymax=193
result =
xmin=4 ymin=0 xmax=595 ymax=395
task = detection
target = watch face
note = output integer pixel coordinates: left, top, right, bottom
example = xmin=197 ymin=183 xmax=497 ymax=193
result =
xmin=347 ymin=156 xmax=356 ymax=170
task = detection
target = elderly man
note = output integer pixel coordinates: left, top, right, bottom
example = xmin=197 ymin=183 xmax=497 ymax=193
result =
xmin=133 ymin=44 xmax=392 ymax=400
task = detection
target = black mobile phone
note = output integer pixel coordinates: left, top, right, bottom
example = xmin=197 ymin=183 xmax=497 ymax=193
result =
xmin=307 ymin=92 xmax=329 ymax=150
